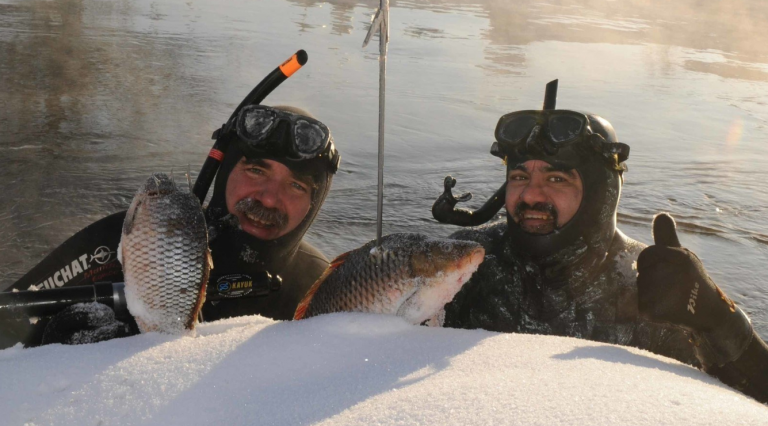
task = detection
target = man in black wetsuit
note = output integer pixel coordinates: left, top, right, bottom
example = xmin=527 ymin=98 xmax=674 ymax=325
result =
xmin=433 ymin=87 xmax=768 ymax=403
xmin=4 ymin=105 xmax=340 ymax=346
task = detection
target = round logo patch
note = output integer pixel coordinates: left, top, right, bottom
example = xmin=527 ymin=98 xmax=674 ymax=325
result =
xmin=214 ymin=274 xmax=253 ymax=298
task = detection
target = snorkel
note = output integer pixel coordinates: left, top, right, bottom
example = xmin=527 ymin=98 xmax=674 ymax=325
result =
xmin=193 ymin=50 xmax=308 ymax=204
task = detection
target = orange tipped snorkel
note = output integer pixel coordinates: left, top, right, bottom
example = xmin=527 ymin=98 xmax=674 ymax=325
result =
xmin=279 ymin=52 xmax=305 ymax=77
xmin=192 ymin=50 xmax=309 ymax=204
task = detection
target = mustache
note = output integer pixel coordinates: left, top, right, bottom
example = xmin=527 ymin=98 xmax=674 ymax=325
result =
xmin=234 ymin=198 xmax=288 ymax=229
xmin=513 ymin=202 xmax=558 ymax=223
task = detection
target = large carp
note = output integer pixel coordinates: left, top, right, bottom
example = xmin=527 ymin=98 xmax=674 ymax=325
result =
xmin=119 ymin=173 xmax=212 ymax=334
xmin=294 ymin=233 xmax=484 ymax=324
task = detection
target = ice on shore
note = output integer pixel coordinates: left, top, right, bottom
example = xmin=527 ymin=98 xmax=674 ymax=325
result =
xmin=2 ymin=313 xmax=766 ymax=426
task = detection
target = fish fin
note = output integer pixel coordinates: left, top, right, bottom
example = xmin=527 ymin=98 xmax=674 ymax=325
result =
xmin=135 ymin=317 xmax=152 ymax=334
xmin=186 ymin=164 xmax=193 ymax=193
xmin=186 ymin=248 xmax=212 ymax=330
xmin=329 ymin=251 xmax=349 ymax=269
xmin=293 ymin=251 xmax=350 ymax=320
xmin=122 ymin=197 xmax=142 ymax=236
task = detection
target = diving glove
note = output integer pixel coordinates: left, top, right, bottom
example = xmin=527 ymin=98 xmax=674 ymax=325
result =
xmin=42 ymin=302 xmax=138 ymax=345
xmin=636 ymin=213 xmax=753 ymax=368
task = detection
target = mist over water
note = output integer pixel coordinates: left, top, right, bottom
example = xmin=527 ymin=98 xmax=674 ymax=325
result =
xmin=1 ymin=0 xmax=767 ymax=337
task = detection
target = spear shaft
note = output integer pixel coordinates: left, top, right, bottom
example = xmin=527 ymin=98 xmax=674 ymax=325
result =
xmin=363 ymin=0 xmax=390 ymax=247
xmin=376 ymin=0 xmax=389 ymax=246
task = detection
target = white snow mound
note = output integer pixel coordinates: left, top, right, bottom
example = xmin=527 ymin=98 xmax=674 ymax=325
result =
xmin=1 ymin=313 xmax=766 ymax=426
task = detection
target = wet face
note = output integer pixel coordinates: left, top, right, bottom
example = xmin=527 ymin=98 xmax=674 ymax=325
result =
xmin=225 ymin=158 xmax=313 ymax=240
xmin=505 ymin=159 xmax=583 ymax=234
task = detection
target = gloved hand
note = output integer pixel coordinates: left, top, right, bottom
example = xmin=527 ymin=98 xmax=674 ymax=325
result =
xmin=636 ymin=213 xmax=753 ymax=368
xmin=42 ymin=302 xmax=138 ymax=345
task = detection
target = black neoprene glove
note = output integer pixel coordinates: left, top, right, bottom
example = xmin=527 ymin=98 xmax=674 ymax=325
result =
xmin=41 ymin=302 xmax=138 ymax=345
xmin=636 ymin=213 xmax=753 ymax=368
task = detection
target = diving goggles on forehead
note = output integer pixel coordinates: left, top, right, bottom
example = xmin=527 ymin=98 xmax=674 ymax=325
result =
xmin=491 ymin=110 xmax=629 ymax=163
xmin=231 ymin=105 xmax=340 ymax=172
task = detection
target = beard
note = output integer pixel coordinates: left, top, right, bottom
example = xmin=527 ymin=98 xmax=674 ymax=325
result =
xmin=513 ymin=201 xmax=559 ymax=234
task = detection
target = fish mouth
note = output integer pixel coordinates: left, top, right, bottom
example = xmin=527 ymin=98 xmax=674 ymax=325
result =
xmin=145 ymin=188 xmax=176 ymax=197
xmin=459 ymin=246 xmax=485 ymax=279
xmin=397 ymin=245 xmax=485 ymax=324
xmin=468 ymin=246 xmax=485 ymax=266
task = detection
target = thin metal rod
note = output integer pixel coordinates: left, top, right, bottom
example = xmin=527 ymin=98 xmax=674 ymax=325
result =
xmin=375 ymin=0 xmax=389 ymax=247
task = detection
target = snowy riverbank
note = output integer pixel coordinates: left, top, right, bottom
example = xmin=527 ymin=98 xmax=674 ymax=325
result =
xmin=2 ymin=313 xmax=766 ymax=426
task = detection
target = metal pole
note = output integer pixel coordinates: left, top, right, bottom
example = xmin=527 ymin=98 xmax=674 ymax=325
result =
xmin=376 ymin=0 xmax=389 ymax=246
xmin=363 ymin=0 xmax=389 ymax=247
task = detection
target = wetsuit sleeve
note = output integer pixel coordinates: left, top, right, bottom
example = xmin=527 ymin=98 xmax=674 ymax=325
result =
xmin=631 ymin=321 xmax=698 ymax=367
xmin=637 ymin=213 xmax=767 ymax=403
xmin=704 ymin=332 xmax=768 ymax=404
xmin=6 ymin=211 xmax=126 ymax=292
xmin=0 ymin=211 xmax=125 ymax=348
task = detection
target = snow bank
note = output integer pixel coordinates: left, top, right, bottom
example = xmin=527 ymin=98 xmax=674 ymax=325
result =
xmin=2 ymin=314 xmax=766 ymax=426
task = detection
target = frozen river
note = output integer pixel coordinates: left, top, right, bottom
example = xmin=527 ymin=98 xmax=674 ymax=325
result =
xmin=1 ymin=0 xmax=767 ymax=337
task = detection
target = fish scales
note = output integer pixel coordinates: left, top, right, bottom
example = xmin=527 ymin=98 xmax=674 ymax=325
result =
xmin=317 ymin=247 xmax=409 ymax=314
xmin=295 ymin=233 xmax=485 ymax=324
xmin=120 ymin=173 xmax=211 ymax=334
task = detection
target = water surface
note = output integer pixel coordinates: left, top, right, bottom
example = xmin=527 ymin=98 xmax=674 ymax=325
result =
xmin=1 ymin=0 xmax=767 ymax=336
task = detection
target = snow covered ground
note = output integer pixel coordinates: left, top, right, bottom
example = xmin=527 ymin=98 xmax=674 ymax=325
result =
xmin=2 ymin=313 xmax=766 ymax=426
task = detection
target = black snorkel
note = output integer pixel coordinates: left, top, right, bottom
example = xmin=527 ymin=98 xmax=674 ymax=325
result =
xmin=193 ymin=49 xmax=309 ymax=204
xmin=431 ymin=176 xmax=506 ymax=227
xmin=431 ymin=79 xmax=561 ymax=227
xmin=543 ymin=79 xmax=558 ymax=110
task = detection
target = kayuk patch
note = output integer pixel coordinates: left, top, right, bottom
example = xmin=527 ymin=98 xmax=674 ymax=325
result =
xmin=214 ymin=274 xmax=254 ymax=298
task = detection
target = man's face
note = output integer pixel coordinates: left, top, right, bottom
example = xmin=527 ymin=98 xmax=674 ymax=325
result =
xmin=505 ymin=159 xmax=583 ymax=234
xmin=225 ymin=158 xmax=313 ymax=240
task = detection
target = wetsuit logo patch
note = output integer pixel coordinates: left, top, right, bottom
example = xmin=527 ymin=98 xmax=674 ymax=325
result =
xmin=91 ymin=246 xmax=115 ymax=265
xmin=215 ymin=274 xmax=254 ymax=298
xmin=35 ymin=254 xmax=89 ymax=290
xmin=687 ymin=281 xmax=700 ymax=314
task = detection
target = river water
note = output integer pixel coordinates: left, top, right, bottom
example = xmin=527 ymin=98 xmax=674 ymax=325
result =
xmin=1 ymin=0 xmax=767 ymax=338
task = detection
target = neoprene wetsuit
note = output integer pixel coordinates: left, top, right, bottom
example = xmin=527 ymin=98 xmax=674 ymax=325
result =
xmin=443 ymin=221 xmax=698 ymax=366
xmin=1 ymin=209 xmax=328 ymax=348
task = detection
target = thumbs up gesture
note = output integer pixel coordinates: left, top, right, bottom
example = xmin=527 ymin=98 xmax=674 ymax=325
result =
xmin=637 ymin=213 xmax=753 ymax=367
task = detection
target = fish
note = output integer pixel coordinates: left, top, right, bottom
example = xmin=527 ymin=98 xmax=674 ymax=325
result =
xmin=294 ymin=233 xmax=485 ymax=324
xmin=118 ymin=173 xmax=212 ymax=334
